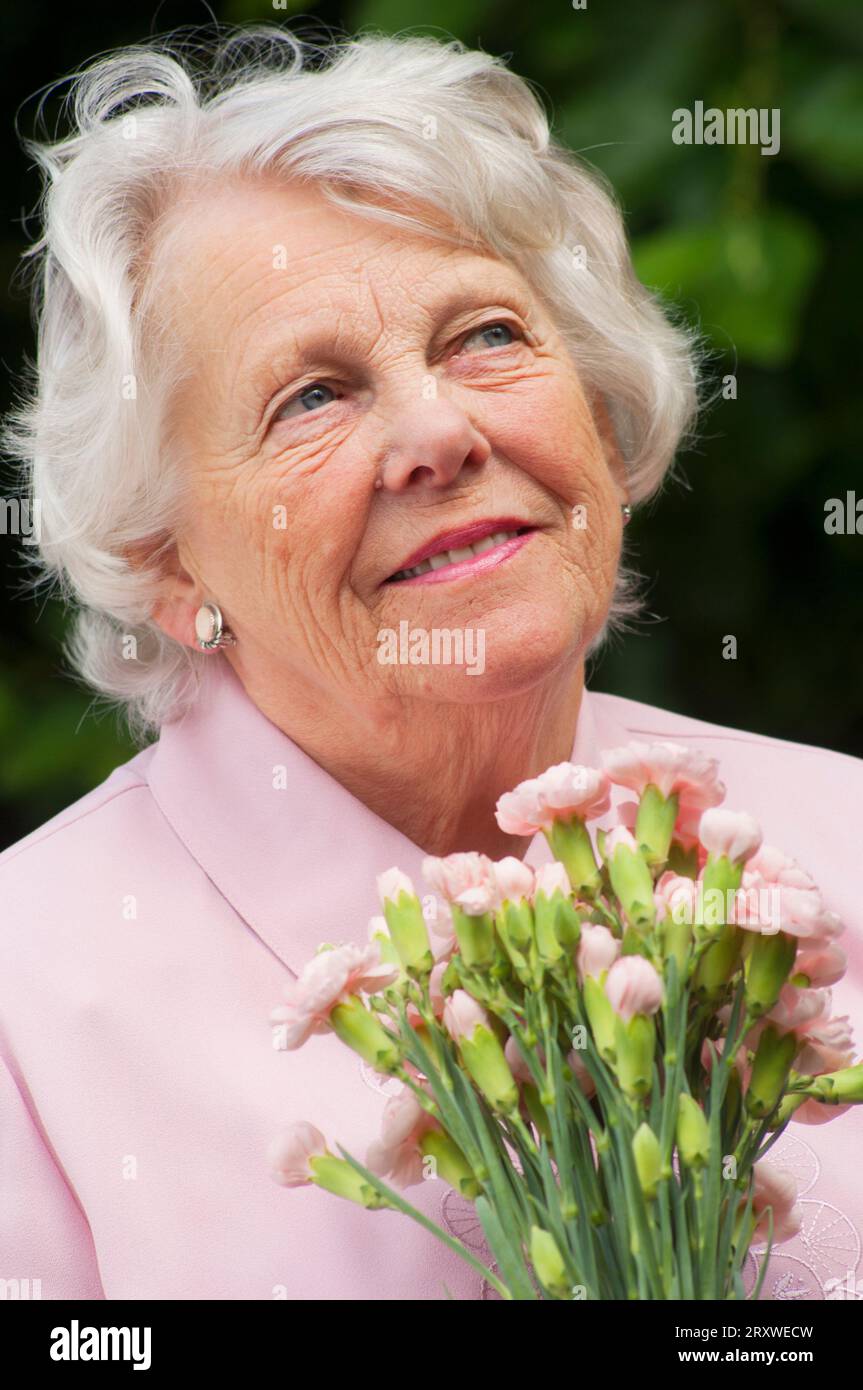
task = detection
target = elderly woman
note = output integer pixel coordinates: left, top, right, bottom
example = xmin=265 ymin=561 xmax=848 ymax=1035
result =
xmin=1 ymin=28 xmax=861 ymax=1302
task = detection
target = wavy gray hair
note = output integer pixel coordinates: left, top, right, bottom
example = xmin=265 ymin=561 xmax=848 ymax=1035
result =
xmin=4 ymin=25 xmax=699 ymax=739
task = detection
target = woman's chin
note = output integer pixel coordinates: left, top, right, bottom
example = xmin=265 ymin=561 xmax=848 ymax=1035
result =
xmin=378 ymin=604 xmax=588 ymax=703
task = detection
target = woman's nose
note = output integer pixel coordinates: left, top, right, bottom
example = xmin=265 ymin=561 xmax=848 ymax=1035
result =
xmin=377 ymin=395 xmax=491 ymax=492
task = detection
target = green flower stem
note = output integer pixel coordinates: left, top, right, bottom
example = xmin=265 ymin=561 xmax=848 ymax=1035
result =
xmin=697 ymin=978 xmax=747 ymax=1297
xmin=316 ymin=849 xmax=792 ymax=1299
xmin=658 ymin=954 xmax=686 ymax=1294
xmin=396 ymin=1008 xmax=491 ymax=1180
xmin=334 ymin=1144 xmax=512 ymax=1298
xmin=538 ymin=995 xmax=580 ymax=1217
xmin=608 ymin=1094 xmax=664 ymax=1298
xmin=671 ymin=1175 xmax=695 ymax=1298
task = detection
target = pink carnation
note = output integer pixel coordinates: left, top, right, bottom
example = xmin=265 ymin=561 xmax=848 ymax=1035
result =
xmin=745 ymin=984 xmax=832 ymax=1050
xmin=602 ymin=741 xmax=725 ymax=814
xmin=605 ymin=955 xmax=663 ymax=1023
xmin=745 ymin=845 xmax=817 ymax=892
xmin=792 ymin=941 xmax=847 ymax=988
xmin=604 ymin=824 xmax=639 ymax=857
xmin=425 ymin=899 xmax=458 ymax=961
xmin=733 ymin=886 xmax=823 ymax=939
xmin=270 ymin=942 xmax=398 ymax=1050
xmin=577 ymin=924 xmax=621 ymax=981
xmin=366 ymin=1083 xmax=438 ymax=1189
xmin=422 ymin=853 xmax=498 ymax=909
xmin=794 ymin=1013 xmax=856 ymax=1076
xmin=495 ymin=764 xmax=610 ymax=836
xmin=377 ymin=867 xmax=417 ymax=905
xmin=737 ymin=845 xmax=841 ymax=942
xmin=750 ymin=1162 xmax=802 ymax=1245
xmin=699 ymin=808 xmax=762 ymax=864
xmin=654 ymin=871 xmax=699 ymax=924
xmin=267 ymin=1121 xmax=328 ymax=1187
xmin=442 ymin=989 xmax=489 ymax=1042
xmin=533 ymin=861 xmax=573 ymax=900
xmin=491 ymin=856 xmax=535 ymax=903
xmin=790 ymin=1097 xmax=853 ymax=1126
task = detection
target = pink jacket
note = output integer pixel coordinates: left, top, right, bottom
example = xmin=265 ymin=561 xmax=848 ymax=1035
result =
xmin=2 ymin=658 xmax=862 ymax=1301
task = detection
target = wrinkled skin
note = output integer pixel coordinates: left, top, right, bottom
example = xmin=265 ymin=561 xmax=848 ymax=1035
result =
xmin=149 ymin=175 xmax=628 ymax=858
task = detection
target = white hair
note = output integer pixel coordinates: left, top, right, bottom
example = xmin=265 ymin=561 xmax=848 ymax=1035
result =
xmin=3 ymin=24 xmax=700 ymax=739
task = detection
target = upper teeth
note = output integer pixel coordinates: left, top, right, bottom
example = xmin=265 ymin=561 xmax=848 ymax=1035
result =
xmin=391 ymin=530 xmax=522 ymax=581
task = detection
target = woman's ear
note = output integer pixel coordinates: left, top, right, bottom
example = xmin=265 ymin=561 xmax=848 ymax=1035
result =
xmin=151 ymin=590 xmax=201 ymax=650
xmin=124 ymin=536 xmax=202 ymax=651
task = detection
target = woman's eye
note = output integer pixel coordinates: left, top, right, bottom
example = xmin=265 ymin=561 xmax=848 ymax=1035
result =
xmin=274 ymin=382 xmax=338 ymax=421
xmin=460 ymin=321 xmax=521 ymax=353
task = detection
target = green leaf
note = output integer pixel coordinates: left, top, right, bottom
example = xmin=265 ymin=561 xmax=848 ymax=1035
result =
xmin=632 ymin=210 xmax=821 ymax=366
xmin=786 ymin=66 xmax=863 ymax=189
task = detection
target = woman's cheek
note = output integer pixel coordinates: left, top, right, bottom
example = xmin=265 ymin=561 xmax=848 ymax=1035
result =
xmin=509 ymin=400 xmax=607 ymax=510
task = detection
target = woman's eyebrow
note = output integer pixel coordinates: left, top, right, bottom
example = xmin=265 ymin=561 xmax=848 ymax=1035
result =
xmin=425 ymin=280 xmax=536 ymax=340
xmin=246 ymin=275 xmax=535 ymax=387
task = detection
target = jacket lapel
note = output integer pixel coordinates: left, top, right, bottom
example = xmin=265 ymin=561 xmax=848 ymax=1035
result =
xmin=147 ymin=658 xmax=633 ymax=977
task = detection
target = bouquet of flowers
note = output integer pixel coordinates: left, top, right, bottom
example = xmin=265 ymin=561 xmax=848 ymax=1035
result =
xmin=267 ymin=742 xmax=863 ymax=1300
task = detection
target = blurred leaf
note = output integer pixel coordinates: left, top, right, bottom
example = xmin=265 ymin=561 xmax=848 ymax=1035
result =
xmin=785 ymin=66 xmax=863 ymax=188
xmin=0 ymin=684 xmax=135 ymax=799
xmin=555 ymin=1 xmax=727 ymax=205
xmin=350 ymin=0 xmax=493 ymax=36
xmin=783 ymin=0 xmax=863 ymax=49
xmin=632 ymin=209 xmax=821 ymax=365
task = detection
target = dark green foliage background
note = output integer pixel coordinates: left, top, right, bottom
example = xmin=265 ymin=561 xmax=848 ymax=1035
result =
xmin=1 ymin=0 xmax=861 ymax=849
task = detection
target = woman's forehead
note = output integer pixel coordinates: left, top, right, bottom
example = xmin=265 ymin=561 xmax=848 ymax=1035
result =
xmin=159 ymin=173 xmax=510 ymax=283
xmin=152 ymin=174 xmax=531 ymax=356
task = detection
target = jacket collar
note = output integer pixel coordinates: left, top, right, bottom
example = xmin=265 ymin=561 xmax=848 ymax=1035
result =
xmin=146 ymin=657 xmax=633 ymax=978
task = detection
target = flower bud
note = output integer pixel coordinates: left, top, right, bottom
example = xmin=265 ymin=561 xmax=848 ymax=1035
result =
xmin=452 ymin=904 xmax=496 ymax=968
xmin=268 ymin=1121 xmax=329 ymax=1187
xmin=676 ymin=1093 xmax=710 ymax=1170
xmin=604 ymin=828 xmax=656 ymax=929
xmin=458 ymin=1023 xmax=520 ymax=1115
xmin=614 ymin=1012 xmax=657 ymax=1099
xmin=492 ymin=856 xmax=535 ymax=903
xmin=632 ymin=1122 xmax=663 ymax=1200
xmin=533 ymin=863 xmax=581 ymax=951
xmin=805 ymin=1063 xmax=863 ymax=1105
xmin=635 ymin=783 xmax=680 ymax=866
xmin=745 ymin=930 xmax=798 ymax=1017
xmin=367 ymin=914 xmax=403 ymax=970
xmin=605 ymin=954 xmax=663 ymax=1022
xmin=745 ymin=1024 xmax=799 ymax=1118
xmin=329 ymin=996 xmax=402 ymax=1073
xmin=699 ymin=809 xmax=762 ymax=865
xmin=529 ymin=1226 xmax=571 ymax=1298
xmin=582 ymin=974 xmax=617 ymax=1063
xmin=577 ymin=924 xmax=620 ymax=982
xmin=419 ymin=1130 xmax=481 ymax=1198
xmin=377 ymin=869 xmax=434 ymax=976
xmin=545 ymin=816 xmax=601 ymax=896
xmin=309 ymin=1153 xmax=390 ymax=1208
xmin=693 ymin=925 xmax=743 ymax=999
xmin=532 ymin=891 xmax=565 ymax=965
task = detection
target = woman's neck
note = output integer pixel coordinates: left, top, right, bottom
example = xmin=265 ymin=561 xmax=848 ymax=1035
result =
xmin=243 ymin=657 xmax=586 ymax=860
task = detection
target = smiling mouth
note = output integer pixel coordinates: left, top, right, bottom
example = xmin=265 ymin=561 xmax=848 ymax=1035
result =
xmin=385 ymin=523 xmax=536 ymax=584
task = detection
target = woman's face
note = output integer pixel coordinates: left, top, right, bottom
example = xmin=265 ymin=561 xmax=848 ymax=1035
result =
xmin=152 ymin=176 xmax=627 ymax=709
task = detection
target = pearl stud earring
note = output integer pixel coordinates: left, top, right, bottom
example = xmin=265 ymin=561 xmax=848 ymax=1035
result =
xmin=194 ymin=601 xmax=236 ymax=651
